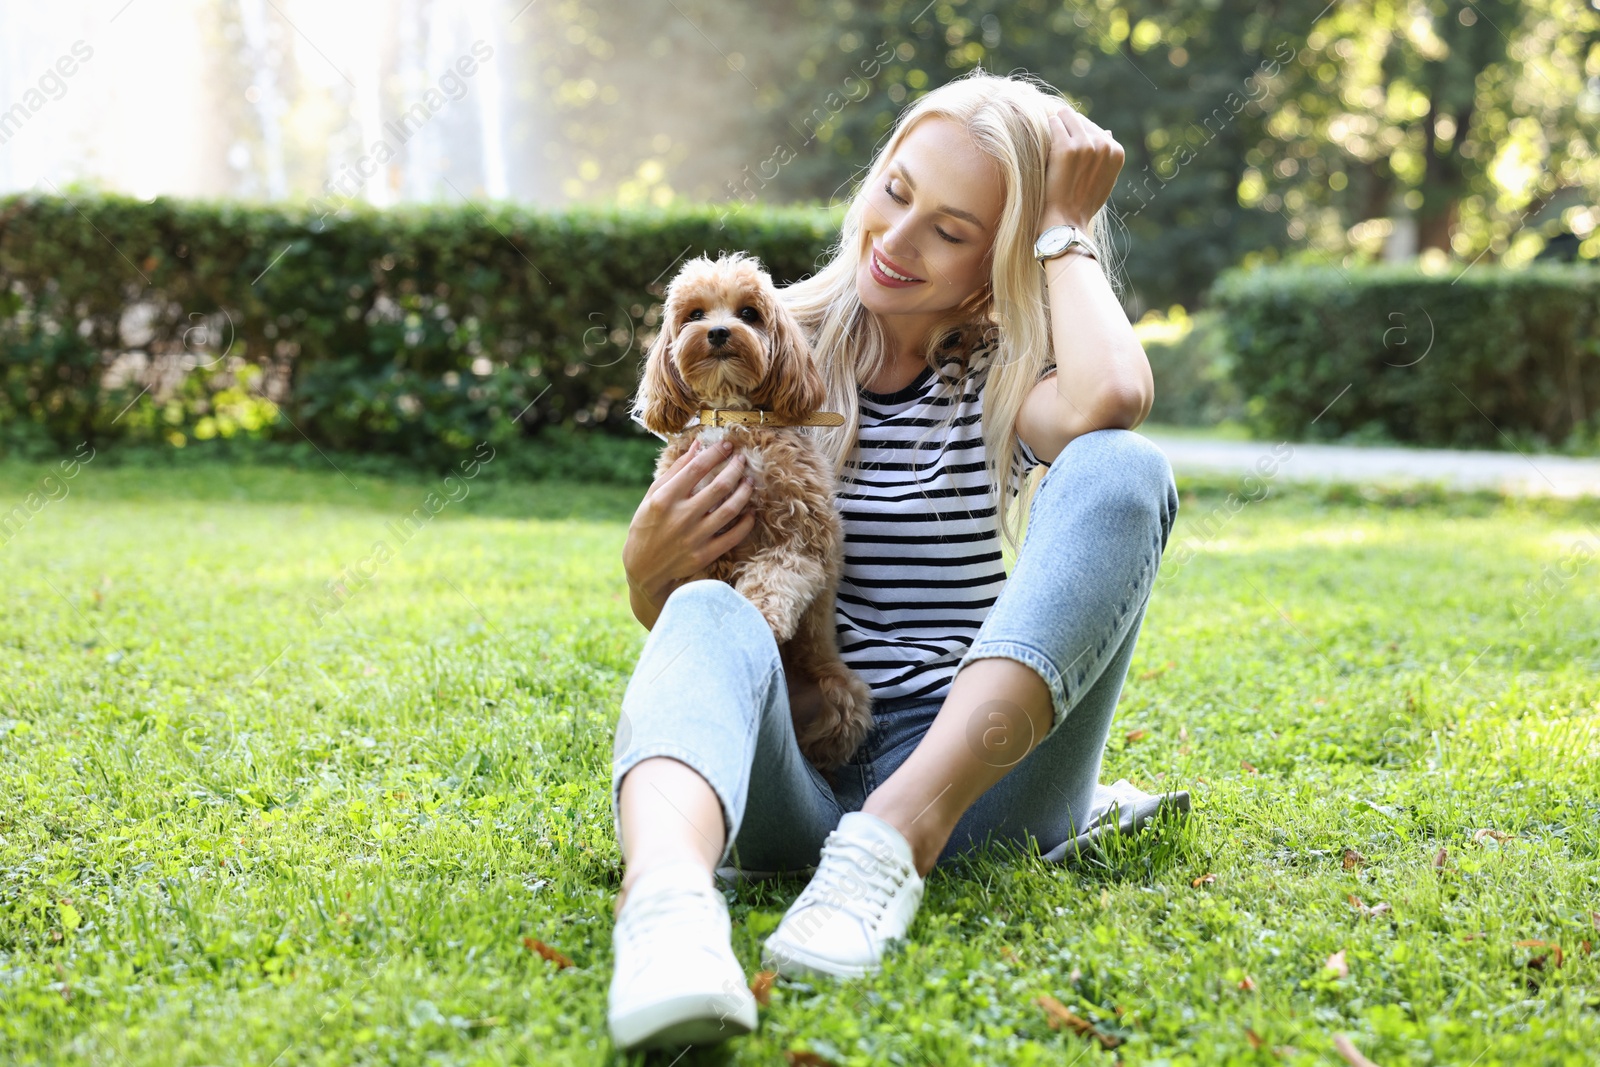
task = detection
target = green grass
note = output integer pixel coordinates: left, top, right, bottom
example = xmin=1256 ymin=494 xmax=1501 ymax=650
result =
xmin=0 ymin=456 xmax=1596 ymax=1066
xmin=1135 ymin=420 xmax=1261 ymax=443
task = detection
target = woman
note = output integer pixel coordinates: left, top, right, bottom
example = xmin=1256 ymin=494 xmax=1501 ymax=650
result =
xmin=608 ymin=68 xmax=1180 ymax=1051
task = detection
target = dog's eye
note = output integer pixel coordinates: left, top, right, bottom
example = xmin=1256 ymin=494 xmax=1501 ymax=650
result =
xmin=686 ymin=309 xmax=704 ymax=321
xmin=739 ymin=307 xmax=761 ymax=323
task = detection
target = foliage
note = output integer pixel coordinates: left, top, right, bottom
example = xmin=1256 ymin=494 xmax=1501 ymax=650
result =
xmin=1137 ymin=306 xmax=1245 ymax=428
xmin=1209 ymin=261 xmax=1600 ymax=450
xmin=0 ymin=190 xmax=842 ymax=467
xmin=0 ymin=459 xmax=1596 ymax=1063
xmin=747 ymin=0 xmax=1598 ymax=312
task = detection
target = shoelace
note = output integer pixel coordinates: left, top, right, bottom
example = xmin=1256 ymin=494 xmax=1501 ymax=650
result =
xmin=792 ymin=830 xmax=912 ymax=929
xmin=615 ymin=881 xmax=725 ymax=961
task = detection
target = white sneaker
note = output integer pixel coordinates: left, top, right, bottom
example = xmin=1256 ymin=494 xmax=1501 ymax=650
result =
xmin=761 ymin=811 xmax=925 ymax=980
xmin=607 ymin=860 xmax=759 ymax=1051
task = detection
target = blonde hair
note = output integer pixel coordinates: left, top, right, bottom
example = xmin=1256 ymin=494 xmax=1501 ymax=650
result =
xmin=778 ymin=67 xmax=1125 ymax=557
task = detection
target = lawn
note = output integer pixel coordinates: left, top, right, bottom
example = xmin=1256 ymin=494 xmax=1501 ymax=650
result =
xmin=0 ymin=455 xmax=1596 ymax=1066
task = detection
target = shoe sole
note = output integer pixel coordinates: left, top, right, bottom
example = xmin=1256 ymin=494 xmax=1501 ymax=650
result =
xmin=762 ymin=936 xmax=876 ymax=981
xmin=609 ymin=990 xmax=758 ymax=1051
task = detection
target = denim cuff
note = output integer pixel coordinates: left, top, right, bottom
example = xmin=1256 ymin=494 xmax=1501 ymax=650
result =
xmin=957 ymin=638 xmax=1071 ymax=743
xmin=612 ymin=740 xmax=739 ymax=870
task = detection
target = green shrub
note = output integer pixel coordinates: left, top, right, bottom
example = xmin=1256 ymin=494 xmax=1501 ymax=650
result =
xmin=1137 ymin=306 xmax=1244 ymax=427
xmin=0 ymin=192 xmax=843 ymax=470
xmin=1209 ymin=262 xmax=1600 ymax=451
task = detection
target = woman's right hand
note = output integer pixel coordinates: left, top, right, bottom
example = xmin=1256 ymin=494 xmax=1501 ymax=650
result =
xmin=623 ymin=437 xmax=758 ymax=609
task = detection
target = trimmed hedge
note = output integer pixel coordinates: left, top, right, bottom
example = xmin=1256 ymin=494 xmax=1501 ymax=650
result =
xmin=1140 ymin=308 xmax=1245 ymax=428
xmin=0 ymin=192 xmax=842 ymax=468
xmin=1210 ymin=263 xmax=1600 ymax=451
xmin=7 ymin=193 xmax=1597 ymax=467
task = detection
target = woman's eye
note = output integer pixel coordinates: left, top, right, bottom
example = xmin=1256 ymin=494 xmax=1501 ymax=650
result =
xmin=686 ymin=309 xmax=704 ymax=320
xmin=739 ymin=307 xmax=761 ymax=323
xmin=884 ymin=180 xmax=961 ymax=243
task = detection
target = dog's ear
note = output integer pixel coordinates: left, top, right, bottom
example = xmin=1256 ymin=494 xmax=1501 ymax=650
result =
xmin=637 ymin=312 xmax=699 ymax=435
xmin=752 ymin=295 xmax=825 ymax=424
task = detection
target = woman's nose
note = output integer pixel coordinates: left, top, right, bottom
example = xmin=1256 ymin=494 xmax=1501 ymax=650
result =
xmin=880 ymin=223 xmax=921 ymax=268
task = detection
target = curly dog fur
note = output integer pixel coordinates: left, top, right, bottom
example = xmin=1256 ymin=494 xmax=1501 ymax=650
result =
xmin=635 ymin=251 xmax=875 ymax=774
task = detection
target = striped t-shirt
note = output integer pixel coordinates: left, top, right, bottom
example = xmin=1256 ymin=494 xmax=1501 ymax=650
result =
xmin=834 ymin=334 xmax=1055 ymax=705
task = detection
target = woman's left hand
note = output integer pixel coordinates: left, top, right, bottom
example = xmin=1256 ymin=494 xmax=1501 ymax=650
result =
xmin=1040 ymin=102 xmax=1125 ymax=232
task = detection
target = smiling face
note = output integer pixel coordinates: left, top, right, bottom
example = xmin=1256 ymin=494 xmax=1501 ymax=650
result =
xmin=855 ymin=116 xmax=1006 ymax=328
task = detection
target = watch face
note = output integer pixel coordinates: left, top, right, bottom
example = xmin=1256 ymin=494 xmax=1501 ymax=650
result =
xmin=1037 ymin=226 xmax=1073 ymax=257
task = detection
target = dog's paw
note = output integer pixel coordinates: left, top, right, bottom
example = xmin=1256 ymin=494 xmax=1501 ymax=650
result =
xmin=798 ymin=667 xmax=875 ymax=770
xmin=747 ymin=592 xmax=803 ymax=644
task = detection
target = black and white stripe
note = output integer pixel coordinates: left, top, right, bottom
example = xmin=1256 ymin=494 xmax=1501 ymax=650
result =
xmin=835 ymin=337 xmax=1052 ymax=705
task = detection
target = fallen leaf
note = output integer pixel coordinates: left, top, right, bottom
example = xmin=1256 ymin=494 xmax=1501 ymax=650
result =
xmin=1246 ymin=1028 xmax=1265 ymax=1049
xmin=1241 ymin=760 xmax=1259 ymax=774
xmin=1138 ymin=660 xmax=1176 ymax=682
xmin=1433 ymin=847 xmax=1448 ymax=869
xmin=1517 ymin=940 xmax=1564 ymax=969
xmin=1192 ymin=873 xmax=1216 ymax=888
xmin=999 ymin=944 xmax=1019 ymax=964
xmin=1348 ymin=895 xmax=1392 ymax=919
xmin=1238 ymin=974 xmax=1257 ymax=992
xmin=1179 ymin=725 xmax=1189 ymax=742
xmin=784 ymin=1051 xmax=839 ymax=1067
xmin=1461 ymin=931 xmax=1486 ymax=942
xmin=1332 ymin=1032 xmax=1381 ymax=1067
xmin=1125 ymin=729 xmax=1149 ymax=743
xmin=750 ymin=970 xmax=776 ymax=1005
xmin=1472 ymin=828 xmax=1513 ymax=845
xmin=1324 ymin=949 xmax=1349 ymax=978
xmin=1579 ymin=940 xmax=1591 ymax=956
xmin=1342 ymin=849 xmax=1366 ymax=871
xmin=523 ymin=938 xmax=573 ymax=969
xmin=1035 ymin=994 xmax=1122 ymax=1049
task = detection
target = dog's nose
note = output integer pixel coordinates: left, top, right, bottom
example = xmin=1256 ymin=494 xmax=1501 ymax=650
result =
xmin=707 ymin=325 xmax=730 ymax=346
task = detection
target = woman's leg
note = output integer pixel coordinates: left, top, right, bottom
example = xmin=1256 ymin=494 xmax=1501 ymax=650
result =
xmin=860 ymin=428 xmax=1179 ymax=874
xmin=609 ymin=578 xmax=853 ymax=1048
xmin=612 ymin=578 xmax=846 ymax=904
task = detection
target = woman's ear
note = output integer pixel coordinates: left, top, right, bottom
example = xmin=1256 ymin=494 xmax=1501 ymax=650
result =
xmin=753 ymin=295 xmax=826 ymax=423
xmin=637 ymin=314 xmax=699 ymax=435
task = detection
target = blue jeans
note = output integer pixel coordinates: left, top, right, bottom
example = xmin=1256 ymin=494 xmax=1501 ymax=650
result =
xmin=611 ymin=428 xmax=1180 ymax=875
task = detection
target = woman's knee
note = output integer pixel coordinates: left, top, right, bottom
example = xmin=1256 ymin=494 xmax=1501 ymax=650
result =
xmin=652 ymin=578 xmax=783 ymax=674
xmin=617 ymin=580 xmax=786 ymax=781
xmin=1044 ymin=429 xmax=1178 ymax=547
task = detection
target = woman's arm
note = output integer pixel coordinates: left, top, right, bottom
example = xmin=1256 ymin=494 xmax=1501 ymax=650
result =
xmin=622 ymin=439 xmax=757 ymax=631
xmin=1015 ymin=103 xmax=1154 ymax=465
xmin=627 ymin=573 xmax=686 ymax=631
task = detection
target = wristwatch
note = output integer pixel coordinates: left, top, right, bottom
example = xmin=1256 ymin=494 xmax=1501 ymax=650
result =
xmin=1034 ymin=223 xmax=1100 ymax=265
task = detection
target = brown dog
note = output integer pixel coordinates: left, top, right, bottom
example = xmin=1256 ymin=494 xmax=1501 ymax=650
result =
xmin=633 ymin=252 xmax=874 ymax=775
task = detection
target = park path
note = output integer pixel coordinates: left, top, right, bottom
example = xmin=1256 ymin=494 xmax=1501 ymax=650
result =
xmin=1138 ymin=432 xmax=1600 ymax=499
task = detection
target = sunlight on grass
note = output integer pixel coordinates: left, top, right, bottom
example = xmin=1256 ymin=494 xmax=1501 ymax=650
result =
xmin=0 ymin=460 xmax=1596 ymax=1065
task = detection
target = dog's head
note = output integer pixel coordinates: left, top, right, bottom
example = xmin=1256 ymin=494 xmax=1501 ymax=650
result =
xmin=635 ymin=252 xmax=825 ymax=435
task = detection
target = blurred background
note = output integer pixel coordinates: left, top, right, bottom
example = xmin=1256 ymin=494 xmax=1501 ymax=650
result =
xmin=5 ymin=0 xmax=1595 ymax=311
xmin=1 ymin=0 xmax=1597 ymax=470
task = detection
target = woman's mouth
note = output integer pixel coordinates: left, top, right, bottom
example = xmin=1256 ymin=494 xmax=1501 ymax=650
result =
xmin=868 ymin=244 xmax=924 ymax=288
